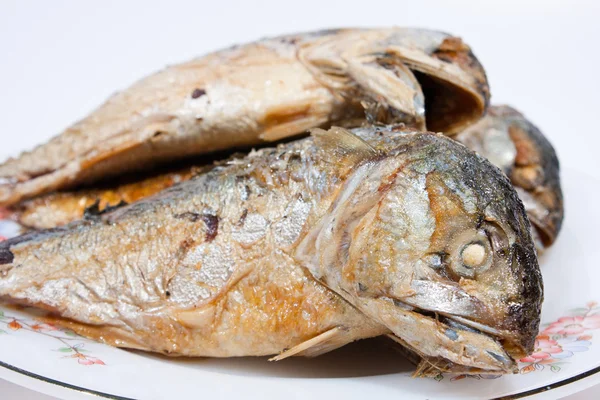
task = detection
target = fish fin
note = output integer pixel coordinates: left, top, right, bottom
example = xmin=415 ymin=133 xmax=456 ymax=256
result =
xmin=311 ymin=127 xmax=378 ymax=165
xmin=38 ymin=315 xmax=150 ymax=352
xmin=260 ymin=114 xmax=330 ymax=142
xmin=345 ymin=56 xmax=425 ymax=129
xmin=269 ymin=326 xmax=347 ymax=361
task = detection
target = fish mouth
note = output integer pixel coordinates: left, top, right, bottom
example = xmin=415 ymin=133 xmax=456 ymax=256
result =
xmin=386 ymin=296 xmax=523 ymax=375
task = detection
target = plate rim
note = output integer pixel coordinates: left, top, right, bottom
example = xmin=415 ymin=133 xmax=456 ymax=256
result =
xmin=1 ymin=357 xmax=600 ymax=400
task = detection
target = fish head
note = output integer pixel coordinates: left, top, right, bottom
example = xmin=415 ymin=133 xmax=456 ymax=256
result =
xmin=298 ymin=28 xmax=489 ymax=134
xmin=305 ymin=130 xmax=543 ymax=374
xmin=455 ymin=105 xmax=564 ymax=248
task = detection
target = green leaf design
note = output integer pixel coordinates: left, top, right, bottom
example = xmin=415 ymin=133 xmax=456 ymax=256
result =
xmin=57 ymin=347 xmax=74 ymax=353
xmin=0 ymin=329 xmax=6 ymax=334
xmin=64 ymin=331 xmax=78 ymax=337
xmin=570 ymin=307 xmax=590 ymax=315
xmin=550 ymin=365 xmax=561 ymax=373
xmin=78 ymin=348 xmax=89 ymax=353
xmin=0 ymin=310 xmax=4 ymax=318
xmin=434 ymin=374 xmax=443 ymax=382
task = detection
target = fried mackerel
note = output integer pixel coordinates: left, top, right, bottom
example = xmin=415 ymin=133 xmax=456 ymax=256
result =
xmin=0 ymin=28 xmax=488 ymax=205
xmin=0 ymin=126 xmax=542 ymax=375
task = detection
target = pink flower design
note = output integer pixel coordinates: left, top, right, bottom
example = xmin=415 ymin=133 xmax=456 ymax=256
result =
xmin=520 ymin=335 xmax=591 ymax=363
xmin=520 ymin=336 xmax=563 ymax=363
xmin=31 ymin=323 xmax=59 ymax=332
xmin=78 ymin=356 xmax=106 ymax=366
xmin=0 ymin=236 xmax=6 ymax=242
xmin=544 ymin=314 xmax=600 ymax=336
xmin=67 ymin=353 xmax=105 ymax=365
xmin=0 ymin=208 xmax=9 ymax=220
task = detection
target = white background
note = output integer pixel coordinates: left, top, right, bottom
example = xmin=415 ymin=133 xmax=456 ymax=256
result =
xmin=0 ymin=0 xmax=599 ymax=398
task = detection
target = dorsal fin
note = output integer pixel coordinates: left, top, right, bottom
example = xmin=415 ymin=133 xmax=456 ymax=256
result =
xmin=311 ymin=127 xmax=378 ymax=165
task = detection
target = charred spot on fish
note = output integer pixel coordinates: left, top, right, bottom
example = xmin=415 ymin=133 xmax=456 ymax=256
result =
xmin=238 ymin=209 xmax=248 ymax=225
xmin=165 ymin=290 xmax=171 ymax=297
xmin=191 ymin=88 xmax=206 ymax=99
xmin=201 ymin=214 xmax=219 ymax=242
xmin=358 ymin=282 xmax=368 ymax=292
xmin=152 ymin=131 xmax=167 ymax=140
xmin=84 ymin=200 xmax=128 ymax=220
xmin=0 ymin=246 xmax=14 ymax=265
xmin=175 ymin=212 xmax=202 ymax=222
xmin=507 ymin=243 xmax=542 ymax=352
xmin=287 ymin=153 xmax=302 ymax=162
xmin=83 ymin=200 xmax=101 ymax=219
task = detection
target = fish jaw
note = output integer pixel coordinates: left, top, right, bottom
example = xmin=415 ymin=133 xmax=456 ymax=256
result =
xmin=296 ymin=129 xmax=542 ymax=373
xmin=366 ymin=299 xmax=518 ymax=374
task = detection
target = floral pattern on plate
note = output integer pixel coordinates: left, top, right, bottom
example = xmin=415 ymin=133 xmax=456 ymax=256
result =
xmin=434 ymin=301 xmax=600 ymax=381
xmin=518 ymin=301 xmax=600 ymax=374
xmin=0 ymin=310 xmax=106 ymax=366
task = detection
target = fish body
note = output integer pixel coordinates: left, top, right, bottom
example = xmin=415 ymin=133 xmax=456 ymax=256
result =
xmin=9 ymin=106 xmax=562 ymax=252
xmin=0 ymin=126 xmax=541 ymax=374
xmin=0 ymin=28 xmax=488 ymax=205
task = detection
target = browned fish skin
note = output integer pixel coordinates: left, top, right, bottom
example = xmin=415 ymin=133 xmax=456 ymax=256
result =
xmin=0 ymin=28 xmax=489 ymax=206
xmin=14 ymin=167 xmax=198 ymax=229
xmin=456 ymin=106 xmax=563 ymax=247
xmin=0 ymin=127 xmax=541 ymax=374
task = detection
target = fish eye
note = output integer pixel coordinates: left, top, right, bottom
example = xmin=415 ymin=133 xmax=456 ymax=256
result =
xmin=447 ymin=230 xmax=493 ymax=278
xmin=461 ymin=242 xmax=487 ymax=267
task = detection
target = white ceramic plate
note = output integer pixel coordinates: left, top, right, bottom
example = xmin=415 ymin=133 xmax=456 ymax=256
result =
xmin=0 ymin=167 xmax=597 ymax=400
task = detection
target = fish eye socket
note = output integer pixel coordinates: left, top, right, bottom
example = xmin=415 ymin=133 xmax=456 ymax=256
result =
xmin=483 ymin=221 xmax=511 ymax=251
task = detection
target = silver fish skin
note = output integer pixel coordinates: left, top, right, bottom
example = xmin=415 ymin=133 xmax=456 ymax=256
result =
xmin=456 ymin=106 xmax=563 ymax=247
xmin=0 ymin=27 xmax=489 ymax=206
xmin=0 ymin=126 xmax=540 ymax=375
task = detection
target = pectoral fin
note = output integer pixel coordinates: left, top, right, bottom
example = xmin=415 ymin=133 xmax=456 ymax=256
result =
xmin=311 ymin=126 xmax=378 ymax=166
xmin=345 ymin=56 xmax=425 ymax=129
xmin=269 ymin=326 xmax=347 ymax=360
